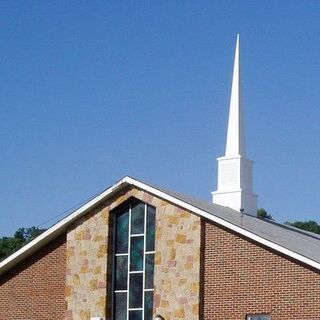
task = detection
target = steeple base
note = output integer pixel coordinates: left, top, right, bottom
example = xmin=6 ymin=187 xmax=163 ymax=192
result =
xmin=212 ymin=155 xmax=257 ymax=216
xmin=212 ymin=189 xmax=257 ymax=216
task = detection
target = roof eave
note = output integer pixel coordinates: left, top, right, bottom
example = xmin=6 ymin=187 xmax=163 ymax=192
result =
xmin=1 ymin=176 xmax=320 ymax=276
xmin=0 ymin=177 xmax=131 ymax=276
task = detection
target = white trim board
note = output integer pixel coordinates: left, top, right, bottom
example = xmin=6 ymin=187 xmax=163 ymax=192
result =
xmin=1 ymin=176 xmax=320 ymax=275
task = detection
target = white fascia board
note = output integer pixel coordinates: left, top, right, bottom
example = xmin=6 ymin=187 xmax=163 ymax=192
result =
xmin=1 ymin=176 xmax=320 ymax=275
xmin=125 ymin=177 xmax=320 ymax=271
xmin=0 ymin=177 xmax=129 ymax=275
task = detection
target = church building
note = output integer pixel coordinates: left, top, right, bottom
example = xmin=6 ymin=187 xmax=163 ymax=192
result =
xmin=1 ymin=36 xmax=319 ymax=320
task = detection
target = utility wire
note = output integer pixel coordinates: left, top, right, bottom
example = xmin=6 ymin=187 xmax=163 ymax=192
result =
xmin=36 ymin=187 xmax=110 ymax=229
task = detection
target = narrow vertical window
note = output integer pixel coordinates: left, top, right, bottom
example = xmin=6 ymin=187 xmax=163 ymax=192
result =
xmin=114 ymin=201 xmax=155 ymax=320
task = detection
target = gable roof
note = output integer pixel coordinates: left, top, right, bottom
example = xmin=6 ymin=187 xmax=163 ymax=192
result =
xmin=1 ymin=176 xmax=320 ymax=276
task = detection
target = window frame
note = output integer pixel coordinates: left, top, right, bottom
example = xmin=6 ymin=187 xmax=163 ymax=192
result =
xmin=112 ymin=200 xmax=155 ymax=320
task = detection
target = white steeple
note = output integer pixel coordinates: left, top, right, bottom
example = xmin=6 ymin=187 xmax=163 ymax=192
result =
xmin=225 ymin=34 xmax=246 ymax=157
xmin=212 ymin=35 xmax=257 ymax=215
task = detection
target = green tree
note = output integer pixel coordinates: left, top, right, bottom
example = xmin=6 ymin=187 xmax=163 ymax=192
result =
xmin=14 ymin=226 xmax=45 ymax=241
xmin=257 ymin=208 xmax=273 ymax=220
xmin=286 ymin=220 xmax=320 ymax=235
xmin=0 ymin=226 xmax=46 ymax=261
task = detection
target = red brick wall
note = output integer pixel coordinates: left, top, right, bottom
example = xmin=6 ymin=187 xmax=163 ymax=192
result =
xmin=202 ymin=219 xmax=320 ymax=320
xmin=0 ymin=234 xmax=66 ymax=320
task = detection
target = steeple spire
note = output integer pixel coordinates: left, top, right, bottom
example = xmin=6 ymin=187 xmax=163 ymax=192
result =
xmin=225 ymin=34 xmax=246 ymax=157
xmin=212 ymin=35 xmax=257 ymax=215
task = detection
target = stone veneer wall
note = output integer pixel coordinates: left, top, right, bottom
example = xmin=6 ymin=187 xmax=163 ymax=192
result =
xmin=65 ymin=187 xmax=201 ymax=320
xmin=153 ymin=197 xmax=201 ymax=320
xmin=65 ymin=203 xmax=111 ymax=320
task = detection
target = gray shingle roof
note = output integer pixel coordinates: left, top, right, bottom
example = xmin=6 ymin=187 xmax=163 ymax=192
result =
xmin=154 ymin=185 xmax=320 ymax=266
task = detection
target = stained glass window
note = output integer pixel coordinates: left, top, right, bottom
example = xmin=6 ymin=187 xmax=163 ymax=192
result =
xmin=130 ymin=236 xmax=144 ymax=271
xmin=114 ymin=201 xmax=155 ymax=320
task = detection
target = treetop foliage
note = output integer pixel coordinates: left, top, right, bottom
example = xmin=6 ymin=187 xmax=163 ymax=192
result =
xmin=0 ymin=226 xmax=46 ymax=261
xmin=286 ymin=220 xmax=320 ymax=235
xmin=257 ymin=208 xmax=273 ymax=220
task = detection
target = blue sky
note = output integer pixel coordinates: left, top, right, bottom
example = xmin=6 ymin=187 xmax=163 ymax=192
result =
xmin=1 ymin=1 xmax=320 ymax=236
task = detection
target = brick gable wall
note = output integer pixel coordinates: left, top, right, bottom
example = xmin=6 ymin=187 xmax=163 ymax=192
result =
xmin=0 ymin=234 xmax=66 ymax=320
xmin=202 ymin=219 xmax=320 ymax=320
